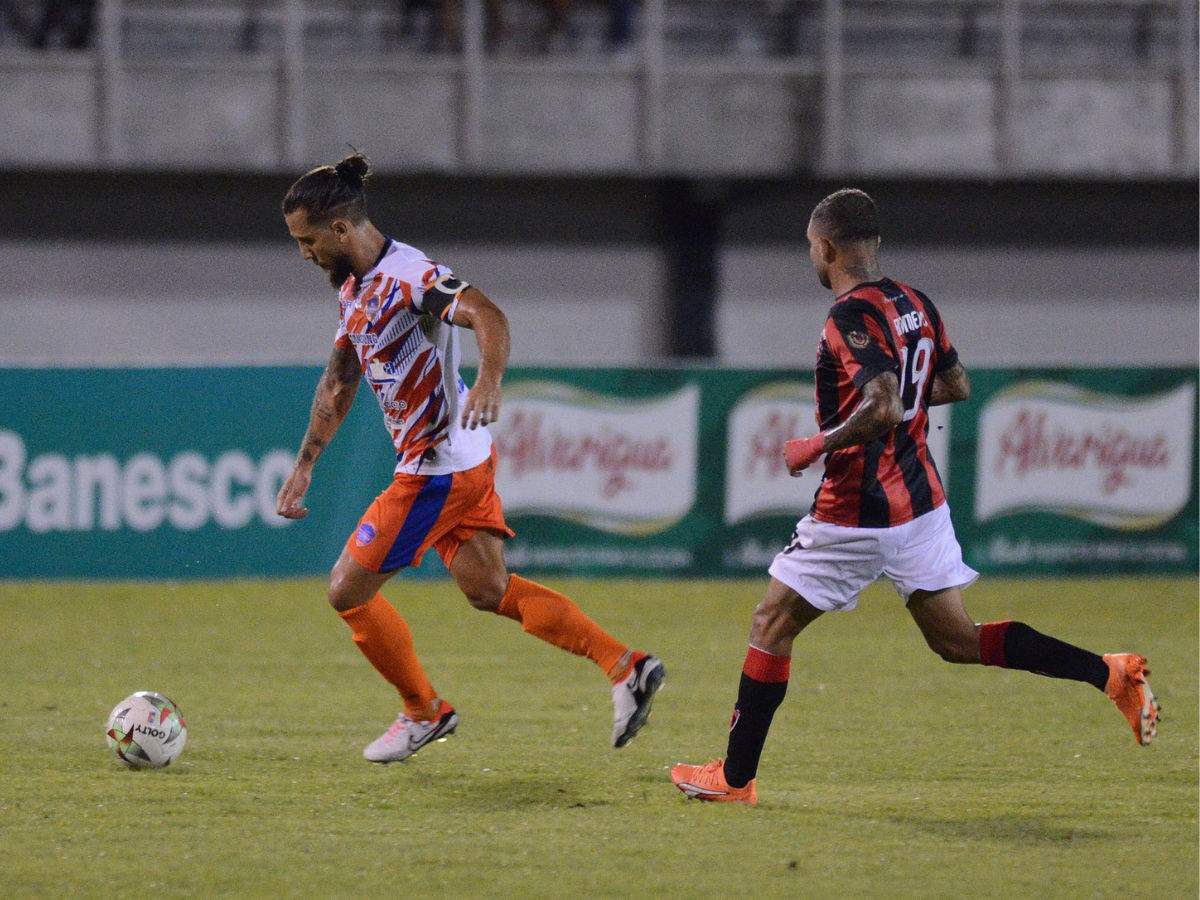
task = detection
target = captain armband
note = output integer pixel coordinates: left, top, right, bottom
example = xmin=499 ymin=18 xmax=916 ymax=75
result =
xmin=419 ymin=275 xmax=469 ymax=321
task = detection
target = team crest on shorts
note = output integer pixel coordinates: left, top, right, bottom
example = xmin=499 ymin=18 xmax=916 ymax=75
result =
xmin=846 ymin=331 xmax=871 ymax=350
xmin=355 ymin=522 xmax=377 ymax=546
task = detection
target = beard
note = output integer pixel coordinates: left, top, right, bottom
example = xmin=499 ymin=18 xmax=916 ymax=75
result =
xmin=816 ymin=265 xmax=831 ymax=289
xmin=324 ymin=252 xmax=355 ymax=288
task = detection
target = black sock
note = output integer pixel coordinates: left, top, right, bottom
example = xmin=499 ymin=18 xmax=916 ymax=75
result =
xmin=724 ymin=673 xmax=788 ymax=788
xmin=1000 ymin=621 xmax=1110 ymax=690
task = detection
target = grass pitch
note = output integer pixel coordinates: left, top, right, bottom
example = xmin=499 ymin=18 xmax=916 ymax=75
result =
xmin=0 ymin=576 xmax=1195 ymax=899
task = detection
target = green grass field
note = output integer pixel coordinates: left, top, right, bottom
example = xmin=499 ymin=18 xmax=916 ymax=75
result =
xmin=0 ymin=577 xmax=1195 ymax=899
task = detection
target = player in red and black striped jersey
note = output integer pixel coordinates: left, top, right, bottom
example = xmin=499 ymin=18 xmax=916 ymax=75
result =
xmin=671 ymin=189 xmax=1158 ymax=807
xmin=811 ymin=276 xmax=956 ymax=527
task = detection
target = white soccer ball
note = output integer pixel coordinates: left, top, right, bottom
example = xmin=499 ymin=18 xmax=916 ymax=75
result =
xmin=105 ymin=691 xmax=187 ymax=769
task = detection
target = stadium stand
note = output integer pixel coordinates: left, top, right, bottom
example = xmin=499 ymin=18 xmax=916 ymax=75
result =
xmin=0 ymin=0 xmax=1195 ymax=175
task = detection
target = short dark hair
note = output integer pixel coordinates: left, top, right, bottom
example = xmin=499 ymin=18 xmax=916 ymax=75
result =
xmin=810 ymin=188 xmax=879 ymax=243
xmin=282 ymin=153 xmax=371 ymax=225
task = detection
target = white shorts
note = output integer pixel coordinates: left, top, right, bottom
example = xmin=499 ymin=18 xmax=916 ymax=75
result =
xmin=767 ymin=503 xmax=979 ymax=612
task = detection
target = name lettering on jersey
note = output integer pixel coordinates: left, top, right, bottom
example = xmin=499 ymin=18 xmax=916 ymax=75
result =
xmin=893 ymin=310 xmax=929 ymax=336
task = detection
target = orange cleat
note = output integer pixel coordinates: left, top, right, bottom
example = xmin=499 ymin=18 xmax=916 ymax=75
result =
xmin=1103 ymin=654 xmax=1159 ymax=746
xmin=671 ymin=759 xmax=758 ymax=806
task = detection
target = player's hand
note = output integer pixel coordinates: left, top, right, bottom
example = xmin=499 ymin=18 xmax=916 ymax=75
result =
xmin=276 ymin=466 xmax=312 ymax=519
xmin=785 ymin=434 xmax=826 ymax=476
xmin=461 ymin=377 xmax=502 ymax=429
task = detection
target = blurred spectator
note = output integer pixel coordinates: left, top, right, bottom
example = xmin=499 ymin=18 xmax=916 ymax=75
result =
xmin=606 ymin=0 xmax=637 ymax=51
xmin=28 ymin=0 xmax=95 ymax=49
xmin=240 ymin=0 xmax=266 ymax=53
xmin=401 ymin=0 xmax=504 ymax=52
xmin=537 ymin=0 xmax=645 ymax=54
xmin=396 ymin=0 xmax=637 ymax=55
xmin=538 ymin=0 xmax=574 ymax=52
xmin=543 ymin=0 xmax=641 ymax=54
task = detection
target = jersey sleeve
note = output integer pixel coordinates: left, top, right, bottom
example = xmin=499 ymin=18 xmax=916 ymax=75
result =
xmin=412 ymin=263 xmax=470 ymax=323
xmin=916 ymin=290 xmax=959 ymax=372
xmin=826 ymin=298 xmax=901 ymax=389
xmin=333 ymin=304 xmax=353 ymax=350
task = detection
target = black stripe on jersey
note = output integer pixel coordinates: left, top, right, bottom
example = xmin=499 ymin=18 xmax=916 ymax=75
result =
xmin=883 ymin=280 xmax=916 ymax=322
xmin=880 ymin=281 xmax=926 ymax=360
xmin=913 ymin=287 xmax=941 ymax=334
xmin=815 ymin=339 xmax=842 ymax=429
xmin=893 ymin=423 xmax=935 ymax=518
xmin=857 ymin=437 xmax=891 ymax=527
xmin=912 ymin=287 xmax=959 ymax=372
xmin=925 ymin=436 xmax=946 ymax=494
xmin=882 ymin=283 xmax=923 ymax=413
xmin=884 ymin=281 xmax=937 ymax=515
xmin=830 ymin=300 xmax=900 ymax=389
xmin=937 ymin=344 xmax=960 ymax=372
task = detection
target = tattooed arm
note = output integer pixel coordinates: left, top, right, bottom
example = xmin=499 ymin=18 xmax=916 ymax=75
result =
xmin=930 ymin=360 xmax=970 ymax=406
xmin=276 ymin=347 xmax=362 ymax=520
xmin=785 ymin=372 xmax=904 ymax=476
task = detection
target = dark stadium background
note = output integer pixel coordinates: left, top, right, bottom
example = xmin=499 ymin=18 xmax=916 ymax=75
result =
xmin=0 ymin=5 xmax=1197 ymax=900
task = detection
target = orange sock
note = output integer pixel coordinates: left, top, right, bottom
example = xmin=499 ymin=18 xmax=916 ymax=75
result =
xmin=338 ymin=593 xmax=439 ymax=721
xmin=496 ymin=575 xmax=633 ymax=684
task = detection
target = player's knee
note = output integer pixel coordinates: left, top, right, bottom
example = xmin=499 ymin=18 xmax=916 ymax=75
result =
xmin=926 ymin=629 xmax=980 ymax=665
xmin=327 ymin=566 xmax=368 ymax=613
xmin=460 ymin=571 xmax=509 ymax=612
xmin=751 ymin=597 xmax=800 ymax=643
xmin=751 ymin=601 xmax=778 ymax=633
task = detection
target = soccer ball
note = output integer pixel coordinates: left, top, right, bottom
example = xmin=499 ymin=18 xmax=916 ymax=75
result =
xmin=105 ymin=691 xmax=187 ymax=769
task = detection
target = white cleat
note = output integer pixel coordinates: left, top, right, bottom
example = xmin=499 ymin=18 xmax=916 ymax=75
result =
xmin=363 ymin=700 xmax=458 ymax=763
xmin=612 ymin=655 xmax=666 ymax=748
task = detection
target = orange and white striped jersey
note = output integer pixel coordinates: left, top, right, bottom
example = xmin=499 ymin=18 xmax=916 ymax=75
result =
xmin=334 ymin=238 xmax=492 ymax=476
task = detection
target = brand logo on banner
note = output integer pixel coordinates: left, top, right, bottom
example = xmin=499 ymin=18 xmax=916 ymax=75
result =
xmin=490 ymin=382 xmax=699 ymax=535
xmin=724 ymin=383 xmax=819 ymax=525
xmin=724 ymin=382 xmax=953 ymax=524
xmin=0 ymin=430 xmax=295 ymax=534
xmin=976 ymin=381 xmax=1196 ymax=529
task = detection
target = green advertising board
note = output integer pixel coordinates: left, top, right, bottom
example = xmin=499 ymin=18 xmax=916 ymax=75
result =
xmin=949 ymin=368 xmax=1198 ymax=575
xmin=0 ymin=367 xmax=395 ymax=578
xmin=0 ymin=366 xmax=1194 ymax=579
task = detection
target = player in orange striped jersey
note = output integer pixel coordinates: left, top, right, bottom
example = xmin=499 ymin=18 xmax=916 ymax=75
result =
xmin=277 ymin=154 xmax=664 ymax=763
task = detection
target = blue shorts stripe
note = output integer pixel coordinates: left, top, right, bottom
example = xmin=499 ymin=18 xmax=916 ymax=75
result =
xmin=380 ymin=473 xmax=454 ymax=572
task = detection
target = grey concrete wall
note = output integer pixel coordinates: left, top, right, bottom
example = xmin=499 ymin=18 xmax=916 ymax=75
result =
xmin=844 ymin=76 xmax=1187 ymax=176
xmin=0 ymin=241 xmax=666 ymax=366
xmin=1 ymin=241 xmax=1195 ymax=369
xmin=122 ymin=63 xmax=280 ymax=168
xmin=1015 ymin=78 xmax=1177 ymax=176
xmin=717 ymin=246 xmax=1200 ymax=366
xmin=1 ymin=57 xmax=1193 ymax=176
xmin=661 ymin=72 xmax=819 ymax=174
xmin=0 ymin=57 xmax=96 ymax=165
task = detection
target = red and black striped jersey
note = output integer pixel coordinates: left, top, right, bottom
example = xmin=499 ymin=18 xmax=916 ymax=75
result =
xmin=810 ymin=277 xmax=959 ymax=528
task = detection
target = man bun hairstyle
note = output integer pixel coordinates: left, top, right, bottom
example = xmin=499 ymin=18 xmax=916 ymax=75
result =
xmin=333 ymin=153 xmax=370 ymax=189
xmin=282 ymin=152 xmax=372 ymax=226
xmin=811 ymin=188 xmax=880 ymax=244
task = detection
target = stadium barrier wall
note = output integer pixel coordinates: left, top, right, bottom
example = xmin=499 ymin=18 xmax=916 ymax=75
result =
xmin=0 ymin=366 xmax=1194 ymax=579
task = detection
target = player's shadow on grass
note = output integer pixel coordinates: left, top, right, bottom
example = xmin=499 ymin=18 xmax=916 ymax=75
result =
xmin=444 ymin=775 xmax=614 ymax=810
xmin=885 ymin=813 xmax=1105 ymax=844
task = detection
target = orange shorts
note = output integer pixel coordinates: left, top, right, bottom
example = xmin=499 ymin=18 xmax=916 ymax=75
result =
xmin=346 ymin=447 xmax=514 ymax=574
